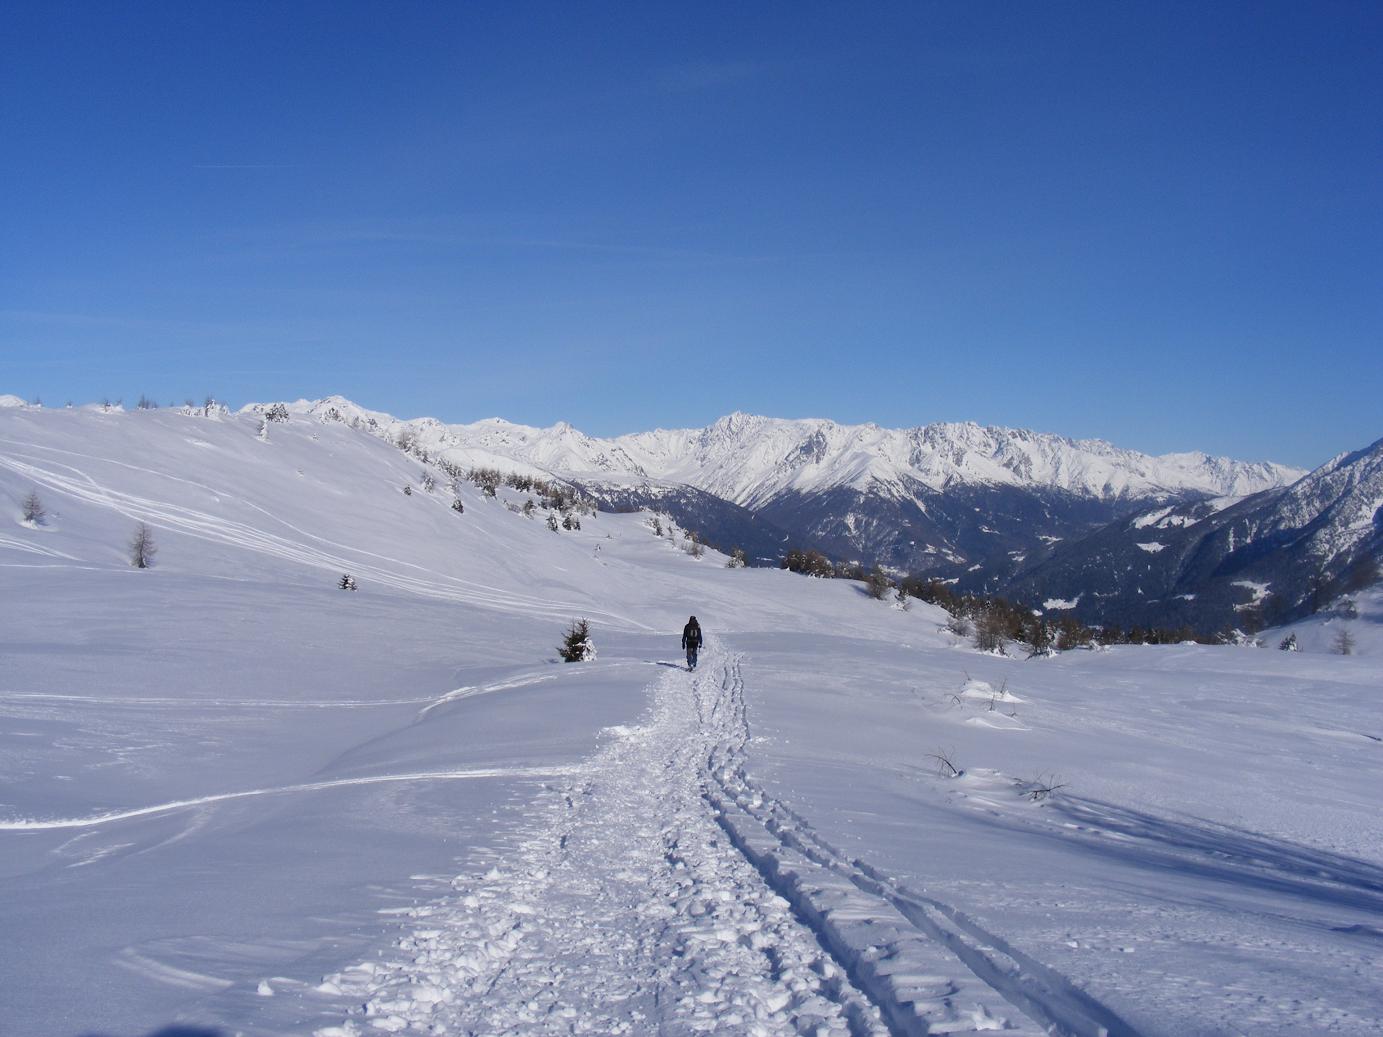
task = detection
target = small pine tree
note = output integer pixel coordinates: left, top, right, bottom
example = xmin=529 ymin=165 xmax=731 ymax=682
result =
xmin=894 ymin=586 xmax=911 ymax=611
xmin=1333 ymin=627 xmax=1355 ymax=656
xmin=865 ymin=566 xmax=891 ymax=600
xmin=451 ymin=498 xmax=465 ymax=514
xmin=21 ymin=490 xmax=44 ymax=525
xmin=558 ymin=619 xmax=595 ymax=662
xmin=1278 ymin=633 xmax=1299 ymax=652
xmin=650 ymin=516 xmax=663 ymax=537
xmin=402 ymin=484 xmax=413 ymax=496
xmin=339 ymin=573 xmax=357 ymax=591
xmin=727 ymin=547 xmax=748 ymax=569
xmin=523 ymin=498 xmax=536 ymax=517
xmin=547 ymin=513 xmax=560 ymax=532
xmin=420 ymin=472 xmax=435 ymax=493
xmin=563 ymin=513 xmax=581 ymax=531
xmin=129 ymin=522 xmax=157 ymax=569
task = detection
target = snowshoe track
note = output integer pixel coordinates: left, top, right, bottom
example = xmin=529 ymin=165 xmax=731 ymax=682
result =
xmin=701 ymin=653 xmax=1143 ymax=1037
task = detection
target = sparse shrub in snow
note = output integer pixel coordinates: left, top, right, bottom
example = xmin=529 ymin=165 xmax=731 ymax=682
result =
xmin=865 ymin=566 xmax=891 ymax=600
xmin=1278 ymin=633 xmax=1299 ymax=651
xmin=264 ymin=403 xmax=290 ymax=422
xmin=1021 ymin=774 xmax=1068 ymax=803
xmin=946 ymin=612 xmax=972 ymax=638
xmin=523 ymin=498 xmax=536 ymax=517
xmin=649 ymin=515 xmax=664 ymax=537
xmin=1027 ymin=621 xmax=1054 ymax=658
xmin=420 ymin=472 xmax=435 ymax=493
xmin=136 ymin=394 xmax=158 ymax=411
xmin=781 ymin=548 xmax=834 ymax=578
xmin=972 ymin=610 xmax=1008 ymax=654
xmin=451 ymin=499 xmax=464 ymax=514
xmin=563 ymin=513 xmax=581 ymax=531
xmin=21 ymin=490 xmax=44 ymax=525
xmin=726 ymin=547 xmax=747 ymax=569
xmin=547 ymin=513 xmax=560 ymax=532
xmin=927 ymin=748 xmax=962 ymax=778
xmin=339 ymin=574 xmax=357 ymax=591
xmin=257 ymin=419 xmax=269 ymax=442
xmin=1054 ymin=617 xmax=1092 ymax=651
xmin=402 ymin=484 xmax=413 ymax=496
xmin=683 ymin=530 xmax=703 ymax=557
xmin=1333 ymin=627 xmax=1355 ymax=656
xmin=557 ymin=619 xmax=595 ymax=662
xmin=128 ymin=522 xmax=157 ymax=569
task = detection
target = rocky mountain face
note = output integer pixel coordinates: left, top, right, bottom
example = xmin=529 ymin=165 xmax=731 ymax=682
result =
xmin=253 ymin=397 xmax=1382 ymax=630
xmin=1003 ymin=437 xmax=1383 ymax=630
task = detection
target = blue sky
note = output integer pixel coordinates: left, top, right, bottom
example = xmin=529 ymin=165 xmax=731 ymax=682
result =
xmin=2 ymin=2 xmax=1379 ymax=467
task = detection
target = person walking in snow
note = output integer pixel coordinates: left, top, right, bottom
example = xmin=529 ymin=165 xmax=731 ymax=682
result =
xmin=682 ymin=616 xmax=703 ymax=671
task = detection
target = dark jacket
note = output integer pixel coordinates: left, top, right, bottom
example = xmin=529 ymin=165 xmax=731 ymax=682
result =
xmin=682 ymin=622 xmax=703 ymax=650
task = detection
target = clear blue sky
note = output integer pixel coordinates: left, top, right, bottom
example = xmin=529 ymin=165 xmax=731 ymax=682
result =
xmin=2 ymin=2 xmax=1379 ymax=467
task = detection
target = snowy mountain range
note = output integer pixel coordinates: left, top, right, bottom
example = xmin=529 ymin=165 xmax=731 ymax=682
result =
xmin=255 ymin=396 xmax=1338 ymax=625
xmin=275 ymin=396 xmax=1300 ymax=503
xmin=9 ymin=394 xmax=1374 ymax=630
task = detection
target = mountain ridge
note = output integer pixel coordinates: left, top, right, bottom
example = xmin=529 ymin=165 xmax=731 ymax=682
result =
xmin=260 ymin=395 xmax=1306 ymax=504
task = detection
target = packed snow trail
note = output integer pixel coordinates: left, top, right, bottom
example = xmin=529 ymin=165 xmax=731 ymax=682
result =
xmin=316 ymin=651 xmax=890 ymax=1036
xmin=314 ymin=649 xmax=1136 ymax=1036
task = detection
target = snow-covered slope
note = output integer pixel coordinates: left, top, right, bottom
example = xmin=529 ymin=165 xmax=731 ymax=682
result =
xmin=3 ymin=405 xmax=1380 ymax=1037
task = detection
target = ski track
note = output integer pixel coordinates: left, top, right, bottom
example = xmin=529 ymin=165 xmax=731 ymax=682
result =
xmin=704 ymin=655 xmax=1142 ymax=1037
xmin=418 ymin=672 xmax=561 ymax=718
xmin=313 ymin=648 xmax=1137 ymax=1036
xmin=0 ymin=767 xmax=576 ymax=831
xmin=0 ymin=444 xmax=654 ymax=631
xmin=0 ymin=532 xmax=79 ymax=559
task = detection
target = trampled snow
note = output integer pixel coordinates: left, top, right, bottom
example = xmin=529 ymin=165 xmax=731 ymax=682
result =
xmin=1 ymin=406 xmax=1379 ymax=1037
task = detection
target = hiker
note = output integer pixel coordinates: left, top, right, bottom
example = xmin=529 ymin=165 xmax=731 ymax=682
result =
xmin=682 ymin=615 xmax=703 ymax=671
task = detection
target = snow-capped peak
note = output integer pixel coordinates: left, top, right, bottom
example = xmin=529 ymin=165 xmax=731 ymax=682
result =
xmin=242 ymin=397 xmax=1307 ymax=507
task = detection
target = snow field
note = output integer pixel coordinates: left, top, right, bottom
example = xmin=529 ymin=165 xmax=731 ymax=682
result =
xmin=2 ymin=405 xmax=1379 ymax=1037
